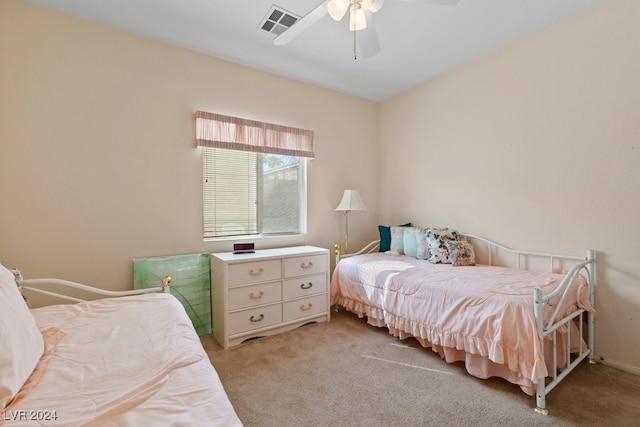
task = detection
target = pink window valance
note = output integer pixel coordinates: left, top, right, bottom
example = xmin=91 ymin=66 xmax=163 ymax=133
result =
xmin=195 ymin=111 xmax=315 ymax=158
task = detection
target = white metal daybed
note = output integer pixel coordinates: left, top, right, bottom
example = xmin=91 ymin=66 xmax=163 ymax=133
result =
xmin=330 ymin=231 xmax=596 ymax=414
xmin=0 ymin=263 xmax=242 ymax=426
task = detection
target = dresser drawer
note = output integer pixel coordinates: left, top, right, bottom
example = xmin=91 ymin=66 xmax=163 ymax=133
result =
xmin=284 ymin=254 xmax=328 ymax=278
xmin=283 ymin=273 xmax=327 ymax=300
xmin=228 ymin=303 xmax=283 ymax=335
xmin=228 ymin=259 xmax=281 ymax=286
xmin=283 ymin=293 xmax=328 ymax=322
xmin=228 ymin=281 xmax=282 ymax=311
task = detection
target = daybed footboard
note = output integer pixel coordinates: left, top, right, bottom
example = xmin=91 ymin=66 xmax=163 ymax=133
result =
xmin=332 ymin=234 xmax=597 ymax=414
xmin=467 ymin=235 xmax=597 ymax=413
xmin=533 ymin=251 xmax=596 ymax=414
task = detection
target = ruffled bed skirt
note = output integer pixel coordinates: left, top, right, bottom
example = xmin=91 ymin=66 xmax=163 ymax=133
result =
xmin=333 ymin=295 xmax=581 ymax=396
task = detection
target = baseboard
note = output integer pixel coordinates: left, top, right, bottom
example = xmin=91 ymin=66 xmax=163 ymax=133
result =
xmin=600 ymin=359 xmax=640 ymax=376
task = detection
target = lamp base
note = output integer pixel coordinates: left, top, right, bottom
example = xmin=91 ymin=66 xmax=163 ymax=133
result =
xmin=343 ymin=210 xmax=350 ymax=254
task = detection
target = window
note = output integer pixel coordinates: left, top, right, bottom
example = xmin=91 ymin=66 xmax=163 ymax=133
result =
xmin=196 ymin=111 xmax=314 ymax=240
xmin=202 ymin=148 xmax=306 ymax=238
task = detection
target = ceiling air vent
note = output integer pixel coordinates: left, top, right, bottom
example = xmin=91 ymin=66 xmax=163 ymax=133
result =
xmin=259 ymin=5 xmax=300 ymax=36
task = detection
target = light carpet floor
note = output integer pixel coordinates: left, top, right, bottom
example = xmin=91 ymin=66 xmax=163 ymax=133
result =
xmin=201 ymin=309 xmax=640 ymax=427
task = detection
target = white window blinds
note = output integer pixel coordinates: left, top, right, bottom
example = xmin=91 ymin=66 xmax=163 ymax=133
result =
xmin=202 ymin=148 xmax=258 ymax=237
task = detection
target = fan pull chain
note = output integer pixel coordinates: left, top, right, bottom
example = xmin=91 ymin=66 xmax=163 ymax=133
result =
xmin=353 ymin=26 xmax=357 ymax=60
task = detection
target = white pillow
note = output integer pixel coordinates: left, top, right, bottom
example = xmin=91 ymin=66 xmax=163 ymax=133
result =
xmin=389 ymin=226 xmax=406 ymax=254
xmin=0 ymin=263 xmax=44 ymax=409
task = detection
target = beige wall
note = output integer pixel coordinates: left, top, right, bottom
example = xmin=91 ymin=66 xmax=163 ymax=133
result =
xmin=0 ymin=0 xmax=378 ymax=288
xmin=378 ymin=0 xmax=640 ymax=374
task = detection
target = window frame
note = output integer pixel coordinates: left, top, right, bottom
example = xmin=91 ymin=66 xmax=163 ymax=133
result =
xmin=195 ymin=111 xmax=314 ymax=241
xmin=201 ymin=147 xmax=308 ymax=240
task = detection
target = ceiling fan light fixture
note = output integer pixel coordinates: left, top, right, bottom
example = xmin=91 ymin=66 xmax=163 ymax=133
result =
xmin=363 ymin=0 xmax=384 ymax=13
xmin=327 ymin=0 xmax=349 ymax=21
xmin=349 ymin=4 xmax=367 ymax=31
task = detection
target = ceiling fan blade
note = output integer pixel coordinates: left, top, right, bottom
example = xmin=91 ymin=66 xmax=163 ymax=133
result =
xmin=273 ymin=0 xmax=330 ymax=46
xmin=358 ymin=10 xmax=380 ymax=58
xmin=396 ymin=0 xmax=461 ymax=5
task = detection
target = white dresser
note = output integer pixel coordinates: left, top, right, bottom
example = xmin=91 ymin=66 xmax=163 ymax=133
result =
xmin=210 ymin=245 xmax=330 ymax=349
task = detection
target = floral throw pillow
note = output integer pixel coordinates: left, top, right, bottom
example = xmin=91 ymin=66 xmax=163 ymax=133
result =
xmin=415 ymin=228 xmax=430 ymax=260
xmin=447 ymin=240 xmax=476 ymax=266
xmin=425 ymin=228 xmax=462 ymax=264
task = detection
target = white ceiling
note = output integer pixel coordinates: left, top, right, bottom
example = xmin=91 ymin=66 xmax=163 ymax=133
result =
xmin=23 ymin=0 xmax=608 ymax=102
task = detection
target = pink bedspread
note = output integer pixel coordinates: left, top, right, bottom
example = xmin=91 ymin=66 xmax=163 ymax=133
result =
xmin=331 ymin=253 xmax=591 ymax=395
xmin=4 ymin=293 xmax=242 ymax=426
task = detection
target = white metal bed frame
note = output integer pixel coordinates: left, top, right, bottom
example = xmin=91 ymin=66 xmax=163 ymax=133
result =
xmin=334 ymin=234 xmax=596 ymax=415
xmin=19 ymin=275 xmax=172 ymax=303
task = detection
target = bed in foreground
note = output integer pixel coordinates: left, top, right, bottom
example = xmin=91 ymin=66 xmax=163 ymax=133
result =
xmin=330 ymin=228 xmax=596 ymax=414
xmin=0 ymin=263 xmax=242 ymax=426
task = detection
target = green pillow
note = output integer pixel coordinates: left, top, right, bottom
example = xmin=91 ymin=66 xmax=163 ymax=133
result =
xmin=378 ymin=222 xmax=411 ymax=252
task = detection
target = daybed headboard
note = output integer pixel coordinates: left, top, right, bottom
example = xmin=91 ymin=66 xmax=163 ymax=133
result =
xmin=335 ymin=233 xmax=594 ymax=276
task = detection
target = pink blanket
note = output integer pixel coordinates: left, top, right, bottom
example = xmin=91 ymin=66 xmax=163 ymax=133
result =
xmin=331 ymin=253 xmax=592 ymax=395
xmin=4 ymin=293 xmax=242 ymax=426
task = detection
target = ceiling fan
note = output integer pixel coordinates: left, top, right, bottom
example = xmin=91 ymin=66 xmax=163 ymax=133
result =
xmin=273 ymin=0 xmax=461 ymax=58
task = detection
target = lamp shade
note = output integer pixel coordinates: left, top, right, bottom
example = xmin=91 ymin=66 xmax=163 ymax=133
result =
xmin=335 ymin=190 xmax=368 ymax=212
